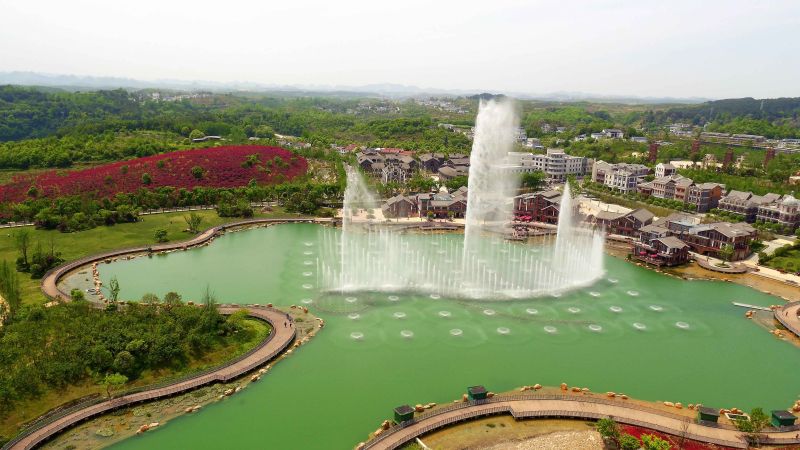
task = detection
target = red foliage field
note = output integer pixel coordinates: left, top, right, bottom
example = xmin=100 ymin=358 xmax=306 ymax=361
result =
xmin=0 ymin=146 xmax=308 ymax=203
xmin=621 ymin=424 xmax=739 ymax=450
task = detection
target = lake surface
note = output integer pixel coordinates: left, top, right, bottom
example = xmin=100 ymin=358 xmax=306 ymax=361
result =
xmin=96 ymin=223 xmax=799 ymax=450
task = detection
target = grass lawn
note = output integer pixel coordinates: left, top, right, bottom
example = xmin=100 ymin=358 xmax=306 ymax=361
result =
xmin=762 ymin=249 xmax=800 ymax=273
xmin=0 ymin=317 xmax=271 ymax=439
xmin=0 ymin=207 xmax=308 ymax=307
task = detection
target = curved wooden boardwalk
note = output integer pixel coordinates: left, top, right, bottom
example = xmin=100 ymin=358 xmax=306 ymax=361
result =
xmin=42 ymin=217 xmax=326 ymax=301
xmin=3 ymin=219 xmax=317 ymax=450
xmin=776 ymin=301 xmax=800 ymax=338
xmin=363 ymin=393 xmax=800 ymax=450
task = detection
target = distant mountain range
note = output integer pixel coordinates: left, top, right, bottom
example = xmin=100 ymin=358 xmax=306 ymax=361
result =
xmin=0 ymin=71 xmax=710 ymax=104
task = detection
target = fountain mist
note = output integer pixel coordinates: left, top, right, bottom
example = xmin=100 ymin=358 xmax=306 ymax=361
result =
xmin=318 ymin=100 xmax=605 ymax=300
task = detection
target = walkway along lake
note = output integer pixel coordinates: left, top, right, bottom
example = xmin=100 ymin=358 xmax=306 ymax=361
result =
xmin=70 ymin=223 xmax=800 ymax=450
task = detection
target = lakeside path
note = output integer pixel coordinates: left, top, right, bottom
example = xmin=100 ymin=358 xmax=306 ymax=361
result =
xmin=3 ymin=218 xmax=326 ymax=450
xmin=362 ymin=393 xmax=800 ymax=450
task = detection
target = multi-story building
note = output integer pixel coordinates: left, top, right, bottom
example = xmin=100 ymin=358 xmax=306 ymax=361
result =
xmin=591 ymin=161 xmax=650 ymax=193
xmin=654 ymin=162 xmax=676 ymax=178
xmin=717 ymin=190 xmax=781 ymax=222
xmin=677 ymin=221 xmax=756 ymax=260
xmin=756 ymin=195 xmax=800 ymax=231
xmin=505 ymin=149 xmax=589 ymax=181
xmin=638 ymin=175 xmax=723 ymax=212
xmin=513 ymin=190 xmax=563 ymax=224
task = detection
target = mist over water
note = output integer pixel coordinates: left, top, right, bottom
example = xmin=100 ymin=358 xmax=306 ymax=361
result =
xmin=318 ymin=100 xmax=605 ymax=299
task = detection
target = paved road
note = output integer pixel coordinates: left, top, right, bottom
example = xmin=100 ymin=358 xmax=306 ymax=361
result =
xmin=364 ymin=395 xmax=800 ymax=450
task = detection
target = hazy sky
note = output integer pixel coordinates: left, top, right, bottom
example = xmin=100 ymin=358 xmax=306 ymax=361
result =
xmin=1 ymin=0 xmax=798 ymax=98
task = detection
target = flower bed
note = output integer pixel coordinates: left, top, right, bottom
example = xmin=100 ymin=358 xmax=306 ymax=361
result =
xmin=0 ymin=146 xmax=307 ymax=203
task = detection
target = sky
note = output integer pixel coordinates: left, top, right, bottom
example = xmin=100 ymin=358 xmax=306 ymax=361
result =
xmin=1 ymin=0 xmax=799 ymax=99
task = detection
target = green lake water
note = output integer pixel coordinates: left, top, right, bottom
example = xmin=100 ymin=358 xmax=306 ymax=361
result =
xmin=96 ymin=223 xmax=800 ymax=450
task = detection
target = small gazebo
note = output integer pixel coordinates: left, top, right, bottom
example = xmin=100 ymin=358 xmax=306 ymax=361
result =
xmin=393 ymin=405 xmax=415 ymax=424
xmin=467 ymin=385 xmax=488 ymax=401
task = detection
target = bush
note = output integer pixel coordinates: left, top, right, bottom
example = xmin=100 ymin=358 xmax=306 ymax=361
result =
xmin=619 ymin=434 xmax=641 ymax=450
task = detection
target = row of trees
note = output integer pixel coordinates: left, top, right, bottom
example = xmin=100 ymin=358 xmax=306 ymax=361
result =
xmin=0 ymin=180 xmax=342 ymax=233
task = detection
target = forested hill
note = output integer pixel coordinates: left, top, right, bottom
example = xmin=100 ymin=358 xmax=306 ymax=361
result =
xmin=641 ymin=97 xmax=800 ymax=139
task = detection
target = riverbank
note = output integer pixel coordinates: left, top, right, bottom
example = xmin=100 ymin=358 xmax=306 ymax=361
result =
xmin=39 ymin=306 xmax=319 ymax=450
xmin=603 ymin=238 xmax=800 ymax=302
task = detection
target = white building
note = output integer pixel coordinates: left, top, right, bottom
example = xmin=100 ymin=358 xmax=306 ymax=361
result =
xmin=592 ymin=161 xmax=650 ymax=194
xmin=655 ymin=162 xmax=676 ymax=178
xmin=505 ymin=149 xmax=589 ymax=181
xmin=603 ymin=129 xmax=624 ymax=139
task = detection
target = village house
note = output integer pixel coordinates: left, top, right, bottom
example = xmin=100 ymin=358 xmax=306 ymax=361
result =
xmin=603 ymin=129 xmax=625 ymax=139
xmin=588 ymin=208 xmax=655 ymax=237
xmin=416 ymin=186 xmax=468 ymax=219
xmin=381 ymin=195 xmax=417 ymax=218
xmin=632 ymin=236 xmax=690 ymax=267
xmin=513 ymin=190 xmax=562 ymax=224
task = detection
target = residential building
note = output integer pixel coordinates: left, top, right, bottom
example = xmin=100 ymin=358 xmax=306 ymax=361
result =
xmin=381 ymin=195 xmax=416 ymax=218
xmin=416 ymin=186 xmax=468 ymax=219
xmin=437 ymin=165 xmax=469 ymax=181
xmin=654 ymin=163 xmax=676 ymax=178
xmin=638 ymin=175 xmax=723 ymax=212
xmin=717 ymin=191 xmax=781 ymax=222
xmin=603 ymin=129 xmax=624 ymax=139
xmin=515 ymin=127 xmax=528 ymax=142
xmin=505 ymin=149 xmax=589 ymax=180
xmin=513 ymin=190 xmax=562 ymax=224
xmin=632 ymin=236 xmax=690 ymax=266
xmin=523 ymin=138 xmax=544 ymax=149
xmin=676 ymin=221 xmax=756 ymax=260
xmin=590 ymin=132 xmax=605 ymax=140
xmin=756 ymin=195 xmax=800 ymax=231
xmin=592 ymin=161 xmax=649 ymax=193
xmin=589 ymin=208 xmax=655 ymax=237
xmin=630 ymin=136 xmax=648 ymax=144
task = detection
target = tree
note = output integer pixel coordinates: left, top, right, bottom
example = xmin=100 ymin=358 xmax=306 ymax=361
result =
xmin=154 ymin=228 xmax=169 ymax=243
xmin=102 ymin=373 xmax=128 ymax=398
xmin=734 ymin=408 xmax=771 ymax=446
xmin=444 ymin=175 xmax=468 ymax=191
xmin=184 ymin=212 xmax=203 ymax=234
xmin=596 ymin=418 xmax=621 ymax=447
xmin=140 ymin=293 xmax=160 ymax=303
xmin=641 ymin=434 xmax=671 ymax=450
xmin=520 ymin=171 xmax=546 ymax=190
xmin=619 ymin=434 xmax=641 ymax=450
xmin=141 ymin=172 xmax=152 ymax=185
xmin=719 ymin=244 xmax=735 ymax=262
xmin=107 ymin=276 xmax=121 ymax=303
xmin=0 ymin=261 xmax=21 ymax=321
xmin=14 ymin=229 xmax=31 ymax=271
xmin=163 ymin=291 xmax=183 ymax=308
xmin=191 ymin=166 xmax=204 ymax=180
xmin=189 ymin=129 xmax=205 ymax=140
xmin=70 ymin=288 xmax=85 ymax=301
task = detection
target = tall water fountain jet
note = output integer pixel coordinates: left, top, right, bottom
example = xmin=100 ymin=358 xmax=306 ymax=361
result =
xmin=320 ymin=101 xmax=605 ymax=300
xmin=463 ymin=99 xmax=519 ymax=254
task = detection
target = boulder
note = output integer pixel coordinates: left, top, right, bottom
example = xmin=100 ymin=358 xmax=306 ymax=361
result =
xmin=607 ymin=392 xmax=616 ymax=398
xmin=533 ymin=384 xmax=542 ymax=390
xmin=381 ymin=420 xmax=391 ymax=430
xmin=560 ymin=383 xmax=568 ymax=391
xmin=571 ymin=387 xmax=581 ymax=393
xmin=664 ymin=401 xmax=674 ymax=407
xmin=224 ymin=388 xmax=235 ymax=396
xmin=620 ymin=394 xmax=628 ymax=400
xmin=355 ymin=443 xmax=366 ymax=450
xmin=675 ymin=402 xmax=683 ymax=409
xmin=487 ymin=392 xmax=495 ymax=398
xmin=462 ymin=393 xmax=468 ymax=402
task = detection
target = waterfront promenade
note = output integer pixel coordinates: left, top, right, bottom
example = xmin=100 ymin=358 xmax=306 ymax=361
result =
xmin=363 ymin=393 xmax=800 ymax=450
